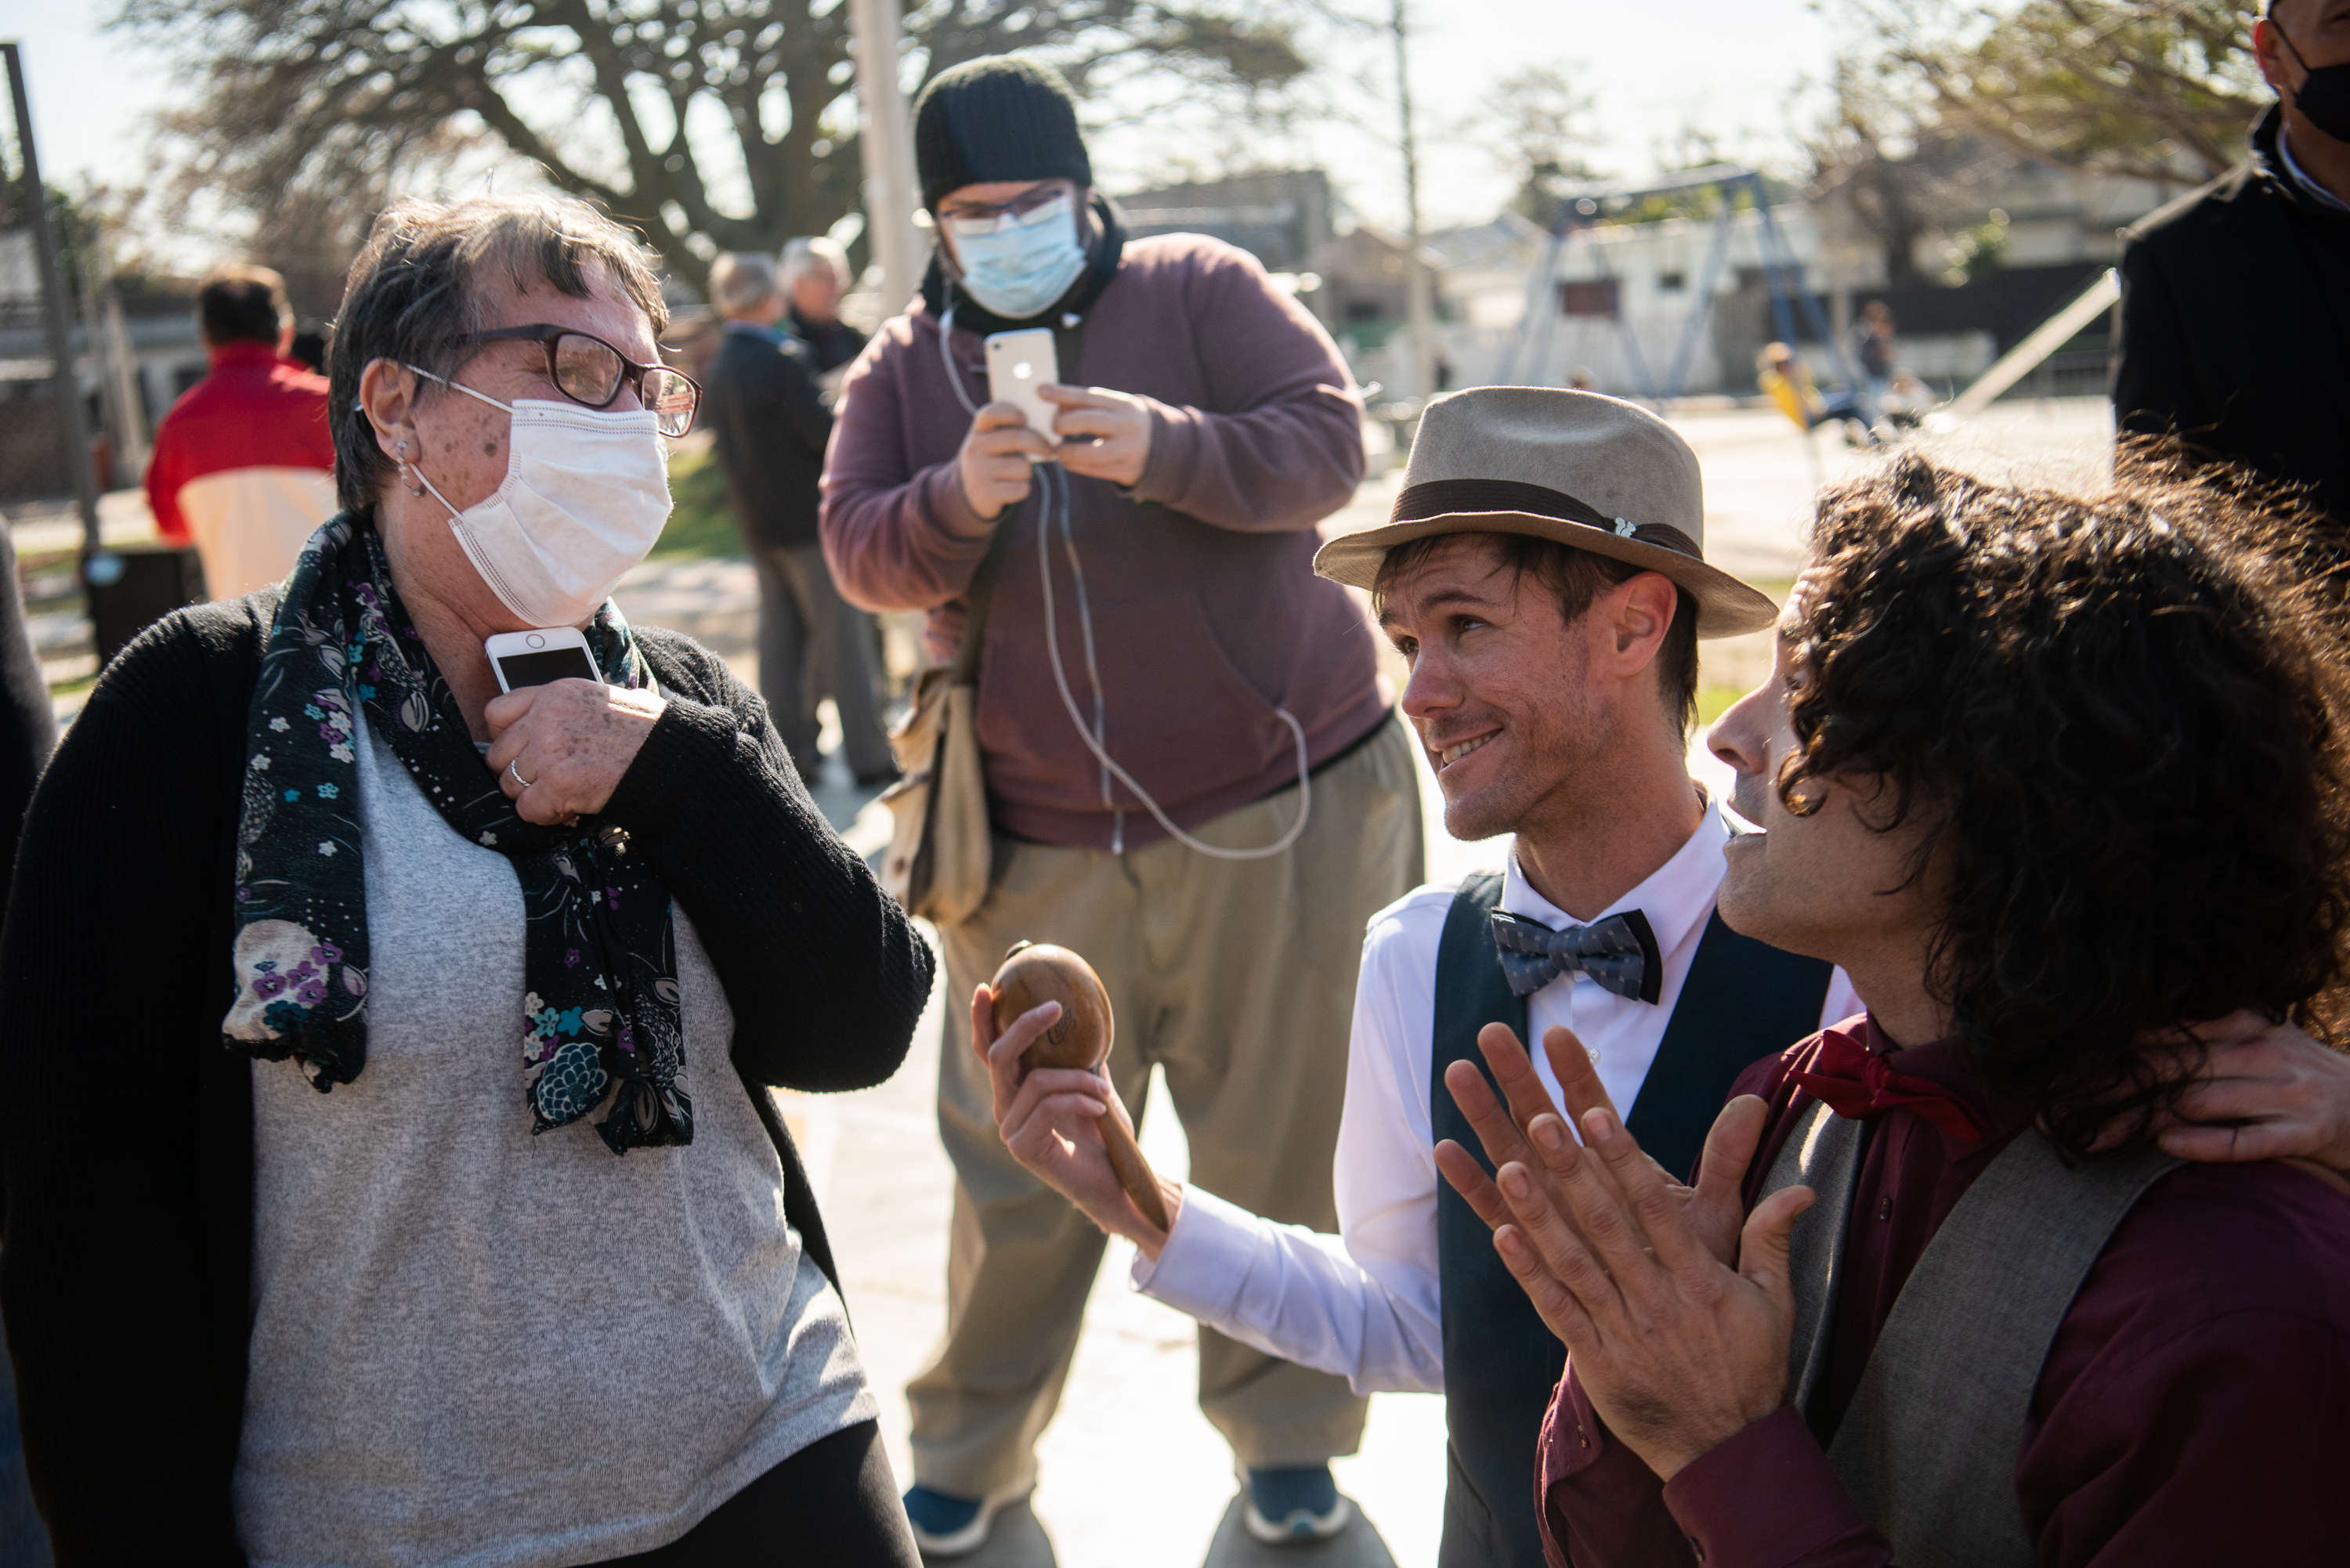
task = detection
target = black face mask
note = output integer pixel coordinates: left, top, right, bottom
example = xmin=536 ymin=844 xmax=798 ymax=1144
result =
xmin=2278 ymin=25 xmax=2350 ymax=146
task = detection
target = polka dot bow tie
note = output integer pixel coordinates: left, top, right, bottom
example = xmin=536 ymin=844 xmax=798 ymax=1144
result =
xmin=1489 ymin=908 xmax=1662 ymax=1004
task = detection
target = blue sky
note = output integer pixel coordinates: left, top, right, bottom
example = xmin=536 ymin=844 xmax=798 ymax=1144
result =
xmin=2 ymin=0 xmax=1849 ymax=254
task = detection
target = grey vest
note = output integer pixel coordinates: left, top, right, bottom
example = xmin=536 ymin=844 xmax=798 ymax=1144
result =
xmin=1761 ymin=1103 xmax=2182 ymax=1566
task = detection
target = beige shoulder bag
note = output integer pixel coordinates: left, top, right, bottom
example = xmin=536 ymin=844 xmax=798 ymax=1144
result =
xmin=878 ymin=522 xmax=1009 ymax=925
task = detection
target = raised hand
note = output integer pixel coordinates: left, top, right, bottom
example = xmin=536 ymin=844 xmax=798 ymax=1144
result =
xmin=1486 ymin=1099 xmax=1808 ymax=1481
xmin=971 ymin=983 xmax=1180 ymax=1254
xmin=1434 ymin=1023 xmax=1753 ymax=1272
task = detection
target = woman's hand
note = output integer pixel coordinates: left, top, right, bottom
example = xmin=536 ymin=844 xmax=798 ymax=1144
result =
xmin=485 ymin=679 xmax=667 ymax=826
xmin=974 ymin=984 xmax=1181 ymax=1256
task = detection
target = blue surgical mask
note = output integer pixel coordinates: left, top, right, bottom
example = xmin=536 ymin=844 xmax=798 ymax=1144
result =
xmin=946 ymin=193 xmax=1089 ymax=320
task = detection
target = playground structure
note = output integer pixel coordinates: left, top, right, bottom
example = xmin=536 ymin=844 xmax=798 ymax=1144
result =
xmin=1499 ymin=164 xmax=1873 ymax=413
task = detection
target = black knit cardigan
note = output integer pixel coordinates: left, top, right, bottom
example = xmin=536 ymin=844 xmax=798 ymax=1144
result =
xmin=0 ymin=591 xmax=935 ymax=1564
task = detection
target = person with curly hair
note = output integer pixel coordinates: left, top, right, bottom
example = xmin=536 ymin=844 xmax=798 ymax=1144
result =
xmin=1445 ymin=453 xmax=2350 ymax=1566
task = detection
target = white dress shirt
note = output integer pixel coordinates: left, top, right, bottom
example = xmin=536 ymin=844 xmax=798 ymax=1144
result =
xmin=1132 ymin=802 xmax=1861 ymax=1394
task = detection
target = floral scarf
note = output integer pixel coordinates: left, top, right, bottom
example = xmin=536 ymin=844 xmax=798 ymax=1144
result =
xmin=223 ymin=514 xmax=692 ymax=1154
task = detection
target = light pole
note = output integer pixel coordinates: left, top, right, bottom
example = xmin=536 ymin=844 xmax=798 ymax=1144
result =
xmin=1390 ymin=0 xmax=1436 ymax=403
xmin=5 ymin=41 xmax=100 ymax=549
xmin=849 ymin=0 xmax=926 ymax=320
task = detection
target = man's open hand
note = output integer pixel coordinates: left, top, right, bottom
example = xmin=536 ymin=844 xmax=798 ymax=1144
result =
xmin=1434 ymin=1024 xmax=1758 ymax=1274
xmin=1480 ymin=1097 xmax=1807 ymax=1481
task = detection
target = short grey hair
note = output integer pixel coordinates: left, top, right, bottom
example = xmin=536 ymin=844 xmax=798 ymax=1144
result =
xmin=329 ymin=193 xmax=670 ymax=516
xmin=710 ymin=252 xmax=780 ymax=315
xmin=780 ymin=237 xmax=850 ymax=287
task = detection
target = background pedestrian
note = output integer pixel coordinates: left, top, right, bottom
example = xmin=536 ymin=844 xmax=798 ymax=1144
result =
xmin=700 ymin=251 xmax=897 ymax=787
xmin=143 ymin=263 xmax=337 ymax=600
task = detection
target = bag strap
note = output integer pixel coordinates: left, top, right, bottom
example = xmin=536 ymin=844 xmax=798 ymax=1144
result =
xmin=950 ymin=521 xmax=1010 ymax=688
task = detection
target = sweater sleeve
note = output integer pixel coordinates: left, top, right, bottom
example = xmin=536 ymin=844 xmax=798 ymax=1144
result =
xmin=604 ymin=633 xmax=934 ymax=1090
xmin=0 ymin=625 xmax=249 ymax=1563
xmin=819 ymin=324 xmax=998 ymax=613
xmin=1125 ymin=244 xmax=1366 ymax=533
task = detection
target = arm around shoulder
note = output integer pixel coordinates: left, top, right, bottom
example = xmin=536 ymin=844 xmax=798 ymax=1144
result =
xmin=605 ymin=635 xmax=934 ymax=1091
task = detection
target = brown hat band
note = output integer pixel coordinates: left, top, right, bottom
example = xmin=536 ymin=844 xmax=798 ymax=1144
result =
xmin=1390 ymin=478 xmax=1702 ymax=561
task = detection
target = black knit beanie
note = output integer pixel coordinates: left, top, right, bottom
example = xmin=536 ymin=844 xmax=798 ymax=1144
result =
xmin=914 ymin=56 xmax=1094 ymax=210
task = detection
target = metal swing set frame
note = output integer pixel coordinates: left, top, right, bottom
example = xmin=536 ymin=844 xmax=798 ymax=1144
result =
xmin=1497 ymin=163 xmax=1871 ymax=414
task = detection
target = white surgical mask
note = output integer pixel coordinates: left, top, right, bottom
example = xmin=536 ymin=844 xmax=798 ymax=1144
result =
xmin=946 ymin=193 xmax=1089 ymax=320
xmin=403 ymin=370 xmax=671 ymax=627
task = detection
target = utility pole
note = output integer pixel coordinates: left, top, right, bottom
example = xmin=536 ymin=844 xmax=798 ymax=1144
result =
xmin=5 ymin=42 xmax=100 ymax=551
xmin=848 ymin=0 xmax=925 ymax=320
xmin=1390 ymin=0 xmax=1436 ymax=404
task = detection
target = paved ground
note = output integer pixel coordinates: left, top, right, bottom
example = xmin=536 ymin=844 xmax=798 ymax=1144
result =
xmin=9 ymin=395 xmax=2119 ymax=1563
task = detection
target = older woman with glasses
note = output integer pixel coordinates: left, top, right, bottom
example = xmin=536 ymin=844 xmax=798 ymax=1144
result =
xmin=0 ymin=194 xmax=932 ymax=1564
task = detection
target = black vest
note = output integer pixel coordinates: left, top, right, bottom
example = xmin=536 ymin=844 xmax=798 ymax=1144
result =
xmin=1430 ymin=872 xmax=1834 ymax=1568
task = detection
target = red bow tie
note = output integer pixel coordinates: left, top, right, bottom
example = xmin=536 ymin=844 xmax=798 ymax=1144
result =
xmin=1788 ymin=1026 xmax=1990 ymax=1142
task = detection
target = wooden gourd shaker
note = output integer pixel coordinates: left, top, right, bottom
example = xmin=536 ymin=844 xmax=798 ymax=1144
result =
xmin=989 ymin=941 xmax=1171 ymax=1231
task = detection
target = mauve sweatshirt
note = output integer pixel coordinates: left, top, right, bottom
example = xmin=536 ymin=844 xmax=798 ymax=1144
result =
xmin=819 ymin=233 xmax=1387 ymax=850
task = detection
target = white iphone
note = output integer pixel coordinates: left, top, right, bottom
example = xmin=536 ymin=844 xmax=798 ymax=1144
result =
xmin=485 ymin=627 xmax=602 ymax=693
xmin=985 ymin=327 xmax=1060 ymax=458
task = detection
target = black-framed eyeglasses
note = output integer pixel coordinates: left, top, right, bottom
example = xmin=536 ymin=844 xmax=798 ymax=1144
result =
xmin=454 ymin=323 xmax=701 ymax=437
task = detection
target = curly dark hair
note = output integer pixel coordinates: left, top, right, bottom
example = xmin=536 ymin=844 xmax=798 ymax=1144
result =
xmin=1781 ymin=447 xmax=2350 ymax=1156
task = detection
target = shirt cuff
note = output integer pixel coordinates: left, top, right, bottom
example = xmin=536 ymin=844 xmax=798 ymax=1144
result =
xmin=1660 ymin=1407 xmax=1889 ymax=1568
xmin=1130 ymin=1183 xmax=1256 ymax=1320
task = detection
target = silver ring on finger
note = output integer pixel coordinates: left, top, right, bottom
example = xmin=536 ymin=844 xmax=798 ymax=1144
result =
xmin=509 ymin=758 xmax=535 ymax=789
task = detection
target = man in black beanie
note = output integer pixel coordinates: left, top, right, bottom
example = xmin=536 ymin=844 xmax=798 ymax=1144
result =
xmin=822 ymin=52 xmax=1422 ymax=1558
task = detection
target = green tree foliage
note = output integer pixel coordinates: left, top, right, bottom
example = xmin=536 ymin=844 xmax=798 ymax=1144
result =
xmin=1838 ymin=0 xmax=2266 ymax=184
xmin=110 ymin=0 xmax=1311 ymax=304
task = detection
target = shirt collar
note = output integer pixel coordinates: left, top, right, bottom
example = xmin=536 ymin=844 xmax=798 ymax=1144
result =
xmin=725 ymin=317 xmax=788 ymax=345
xmin=1500 ymin=790 xmax=1730 ymax=965
xmin=2279 ymin=126 xmax=2350 ymax=215
xmin=1838 ymin=1013 xmax=2034 ymax=1143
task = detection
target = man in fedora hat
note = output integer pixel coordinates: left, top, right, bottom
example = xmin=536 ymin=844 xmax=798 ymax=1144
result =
xmin=976 ymin=386 xmax=1860 ymax=1566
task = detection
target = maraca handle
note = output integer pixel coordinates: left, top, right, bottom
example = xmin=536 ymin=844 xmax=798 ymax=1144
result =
xmin=1096 ymin=1111 xmax=1172 ymax=1233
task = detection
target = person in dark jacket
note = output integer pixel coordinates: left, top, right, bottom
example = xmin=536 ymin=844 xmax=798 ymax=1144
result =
xmin=0 ymin=521 xmax=58 ymax=1566
xmin=782 ymin=237 xmax=870 ymax=380
xmin=2113 ymin=0 xmax=2350 ymax=521
xmin=0 ymin=193 xmax=932 ymax=1566
xmin=700 ymin=251 xmax=895 ymax=786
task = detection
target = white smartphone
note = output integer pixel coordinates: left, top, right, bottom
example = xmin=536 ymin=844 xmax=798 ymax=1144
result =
xmin=485 ymin=627 xmax=602 ymax=693
xmin=985 ymin=327 xmax=1060 ymax=458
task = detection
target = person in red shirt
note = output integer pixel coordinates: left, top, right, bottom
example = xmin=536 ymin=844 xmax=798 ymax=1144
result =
xmin=1439 ymin=450 xmax=2350 ymax=1566
xmin=145 ymin=264 xmax=335 ymax=601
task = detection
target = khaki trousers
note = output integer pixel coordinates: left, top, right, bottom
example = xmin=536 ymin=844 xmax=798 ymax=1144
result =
xmin=908 ymin=714 xmax=1425 ymax=1498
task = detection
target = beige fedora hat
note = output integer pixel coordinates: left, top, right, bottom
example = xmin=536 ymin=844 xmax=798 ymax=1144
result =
xmin=1314 ymin=385 xmax=1779 ymax=637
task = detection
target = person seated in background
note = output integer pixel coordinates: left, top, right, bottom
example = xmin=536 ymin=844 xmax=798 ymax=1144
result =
xmin=144 ymin=263 xmax=336 ymax=601
xmin=1755 ymin=343 xmax=1871 ymax=446
xmin=1459 ymin=452 xmax=2350 ymax=1567
xmin=780 ymin=236 xmax=869 ymax=385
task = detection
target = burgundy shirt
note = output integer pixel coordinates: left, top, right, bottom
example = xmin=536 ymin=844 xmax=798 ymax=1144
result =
xmin=1537 ymin=1015 xmax=2350 ymax=1567
xmin=818 ymin=233 xmax=1383 ymax=849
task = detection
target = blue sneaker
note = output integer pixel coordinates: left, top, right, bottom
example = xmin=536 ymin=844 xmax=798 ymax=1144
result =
xmin=1243 ymin=1465 xmax=1352 ymax=1545
xmin=903 ymin=1483 xmax=1012 ymax=1559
